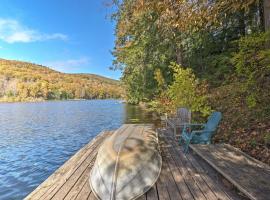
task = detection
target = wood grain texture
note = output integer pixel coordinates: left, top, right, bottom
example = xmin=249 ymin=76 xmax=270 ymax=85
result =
xmin=25 ymin=126 xmax=243 ymax=200
xmin=190 ymin=144 xmax=270 ymax=200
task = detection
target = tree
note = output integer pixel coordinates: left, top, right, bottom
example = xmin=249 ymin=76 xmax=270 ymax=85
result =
xmin=167 ymin=63 xmax=211 ymax=116
xmin=112 ymin=0 xmax=266 ymax=102
xmin=0 ymin=59 xmax=123 ymax=102
xmin=264 ymin=0 xmax=270 ymax=30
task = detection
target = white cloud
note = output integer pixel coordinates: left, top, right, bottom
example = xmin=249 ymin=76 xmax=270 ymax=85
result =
xmin=44 ymin=57 xmax=90 ymax=72
xmin=0 ymin=18 xmax=68 ymax=43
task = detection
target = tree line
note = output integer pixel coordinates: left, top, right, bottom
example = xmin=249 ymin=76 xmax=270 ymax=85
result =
xmin=0 ymin=59 xmax=123 ymax=102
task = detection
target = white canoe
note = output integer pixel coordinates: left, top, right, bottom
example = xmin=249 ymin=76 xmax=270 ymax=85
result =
xmin=89 ymin=124 xmax=162 ymax=200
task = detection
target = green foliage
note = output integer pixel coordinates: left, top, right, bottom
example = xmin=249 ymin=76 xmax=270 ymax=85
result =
xmin=0 ymin=59 xmax=123 ymax=102
xmin=264 ymin=133 xmax=270 ymax=146
xmin=154 ymin=68 xmax=166 ymax=91
xmin=246 ymin=94 xmax=257 ymax=108
xmin=250 ymin=139 xmax=257 ymax=148
xmin=233 ymin=31 xmax=270 ymax=79
xmin=112 ymin=0 xmax=178 ymax=103
xmin=202 ymin=53 xmax=234 ymax=85
xmin=112 ymin=0 xmax=270 ymax=164
xmin=112 ymin=0 xmax=265 ymax=104
xmin=167 ymin=63 xmax=211 ymax=116
xmin=147 ymin=91 xmax=173 ymax=115
xmin=232 ymin=31 xmax=270 ymax=108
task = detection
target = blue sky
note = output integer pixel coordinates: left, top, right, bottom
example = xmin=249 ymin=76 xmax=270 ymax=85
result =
xmin=0 ymin=0 xmax=121 ymax=79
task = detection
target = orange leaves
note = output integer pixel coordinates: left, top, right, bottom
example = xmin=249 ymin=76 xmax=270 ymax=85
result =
xmin=217 ymin=0 xmax=259 ymax=12
xmin=0 ymin=59 xmax=123 ymax=101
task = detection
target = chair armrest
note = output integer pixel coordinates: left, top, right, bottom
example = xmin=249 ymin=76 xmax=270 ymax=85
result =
xmin=192 ymin=129 xmax=215 ymax=136
xmin=183 ymin=123 xmax=205 ymax=131
xmin=191 ymin=130 xmax=205 ymax=136
xmin=186 ymin=123 xmax=205 ymax=127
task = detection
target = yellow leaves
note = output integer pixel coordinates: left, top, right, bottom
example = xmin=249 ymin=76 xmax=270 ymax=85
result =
xmin=167 ymin=63 xmax=211 ymax=115
xmin=117 ymin=0 xmax=217 ymax=34
xmin=154 ymin=68 xmax=166 ymax=89
xmin=0 ymin=59 xmax=123 ymax=102
xmin=216 ymin=0 xmax=259 ymax=13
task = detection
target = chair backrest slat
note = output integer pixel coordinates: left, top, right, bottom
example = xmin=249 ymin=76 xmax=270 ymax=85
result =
xmin=204 ymin=112 xmax=222 ymax=134
xmin=177 ymin=107 xmax=191 ymax=123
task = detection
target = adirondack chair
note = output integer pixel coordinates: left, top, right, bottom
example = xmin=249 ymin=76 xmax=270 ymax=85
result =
xmin=166 ymin=107 xmax=191 ymax=138
xmin=180 ymin=111 xmax=222 ymax=153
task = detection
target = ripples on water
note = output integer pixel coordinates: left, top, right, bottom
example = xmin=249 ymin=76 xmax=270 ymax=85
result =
xmin=0 ymin=100 xmax=159 ymax=200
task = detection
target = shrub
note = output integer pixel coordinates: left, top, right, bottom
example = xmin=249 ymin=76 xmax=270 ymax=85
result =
xmin=232 ymin=31 xmax=270 ymax=109
xmin=167 ymin=63 xmax=211 ymax=116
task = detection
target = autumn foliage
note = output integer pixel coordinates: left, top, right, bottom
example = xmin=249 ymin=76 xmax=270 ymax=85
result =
xmin=112 ymin=0 xmax=270 ymax=164
xmin=0 ymin=59 xmax=123 ymax=102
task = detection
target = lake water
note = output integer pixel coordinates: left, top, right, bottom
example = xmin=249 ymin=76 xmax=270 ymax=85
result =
xmin=0 ymin=100 xmax=159 ymax=200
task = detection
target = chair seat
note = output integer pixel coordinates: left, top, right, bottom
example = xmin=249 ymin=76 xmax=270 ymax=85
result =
xmin=180 ymin=112 xmax=222 ymax=152
xmin=191 ymin=135 xmax=210 ymax=144
xmin=182 ymin=132 xmax=209 ymax=144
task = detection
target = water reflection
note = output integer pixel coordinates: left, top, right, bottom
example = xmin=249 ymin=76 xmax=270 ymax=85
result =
xmin=0 ymin=100 xmax=159 ymax=200
xmin=124 ymin=104 xmax=160 ymax=127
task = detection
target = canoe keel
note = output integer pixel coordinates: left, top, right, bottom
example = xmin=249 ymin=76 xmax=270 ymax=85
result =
xmin=89 ymin=124 xmax=162 ymax=200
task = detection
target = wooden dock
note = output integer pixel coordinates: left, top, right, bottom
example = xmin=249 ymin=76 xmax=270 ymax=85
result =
xmin=190 ymin=144 xmax=270 ymax=200
xmin=25 ymin=125 xmax=245 ymax=200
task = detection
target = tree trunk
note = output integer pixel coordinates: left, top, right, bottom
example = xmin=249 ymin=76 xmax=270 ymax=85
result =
xmin=259 ymin=0 xmax=265 ymax=31
xmin=176 ymin=47 xmax=183 ymax=66
xmin=238 ymin=10 xmax=246 ymax=36
xmin=264 ymin=0 xmax=270 ymax=31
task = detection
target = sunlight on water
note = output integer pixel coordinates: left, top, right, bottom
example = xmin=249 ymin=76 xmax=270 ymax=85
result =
xmin=0 ymin=100 xmax=158 ymax=200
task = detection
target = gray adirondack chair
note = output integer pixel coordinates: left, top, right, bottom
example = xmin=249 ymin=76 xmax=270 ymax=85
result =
xmin=166 ymin=107 xmax=191 ymax=138
xmin=180 ymin=111 xmax=222 ymax=152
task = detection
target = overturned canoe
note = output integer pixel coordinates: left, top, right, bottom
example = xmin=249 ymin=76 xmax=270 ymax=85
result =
xmin=89 ymin=124 xmax=162 ymax=200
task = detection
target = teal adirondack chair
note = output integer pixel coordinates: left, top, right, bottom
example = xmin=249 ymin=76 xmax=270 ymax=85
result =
xmin=180 ymin=112 xmax=222 ymax=152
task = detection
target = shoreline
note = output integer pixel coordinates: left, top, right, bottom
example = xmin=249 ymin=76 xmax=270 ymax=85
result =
xmin=0 ymin=98 xmax=124 ymax=104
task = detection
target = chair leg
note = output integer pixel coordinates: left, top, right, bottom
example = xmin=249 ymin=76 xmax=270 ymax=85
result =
xmin=179 ymin=136 xmax=183 ymax=145
xmin=184 ymin=139 xmax=190 ymax=154
xmin=184 ymin=145 xmax=189 ymax=154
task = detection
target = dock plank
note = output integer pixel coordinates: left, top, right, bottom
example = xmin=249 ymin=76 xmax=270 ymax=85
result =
xmin=163 ymin=152 xmax=194 ymax=200
xmin=159 ymin=155 xmax=182 ymax=200
xmin=156 ymin=178 xmax=170 ymax=200
xmin=87 ymin=192 xmax=96 ymax=200
xmin=51 ymin=154 xmax=96 ymax=199
xmin=170 ymin=139 xmax=219 ymax=200
xmin=75 ymin=181 xmax=91 ymax=200
xmin=161 ymin=136 xmax=206 ymax=200
xmin=63 ymin=161 xmax=95 ymax=200
xmin=39 ymin=134 xmax=108 ymax=200
xmin=186 ymin=152 xmax=232 ymax=200
xmin=146 ymin=184 xmax=159 ymax=200
xmin=190 ymin=144 xmax=270 ymax=200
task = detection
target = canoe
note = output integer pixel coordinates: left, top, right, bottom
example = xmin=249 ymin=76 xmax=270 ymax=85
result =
xmin=89 ymin=124 xmax=162 ymax=200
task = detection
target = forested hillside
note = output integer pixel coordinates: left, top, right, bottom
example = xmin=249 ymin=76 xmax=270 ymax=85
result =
xmin=0 ymin=59 xmax=123 ymax=102
xmin=112 ymin=0 xmax=270 ymax=164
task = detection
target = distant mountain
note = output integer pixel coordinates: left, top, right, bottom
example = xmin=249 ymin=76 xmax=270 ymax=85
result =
xmin=0 ymin=58 xmax=123 ymax=102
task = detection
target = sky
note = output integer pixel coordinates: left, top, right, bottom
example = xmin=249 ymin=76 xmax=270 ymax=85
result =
xmin=0 ymin=0 xmax=121 ymax=79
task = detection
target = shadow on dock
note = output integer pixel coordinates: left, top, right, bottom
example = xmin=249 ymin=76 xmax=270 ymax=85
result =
xmin=25 ymin=126 xmax=249 ymax=200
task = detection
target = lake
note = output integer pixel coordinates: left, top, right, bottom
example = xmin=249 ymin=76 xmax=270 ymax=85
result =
xmin=0 ymin=100 xmax=159 ymax=200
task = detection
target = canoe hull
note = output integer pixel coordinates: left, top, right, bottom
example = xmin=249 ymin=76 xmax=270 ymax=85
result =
xmin=89 ymin=124 xmax=162 ymax=200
